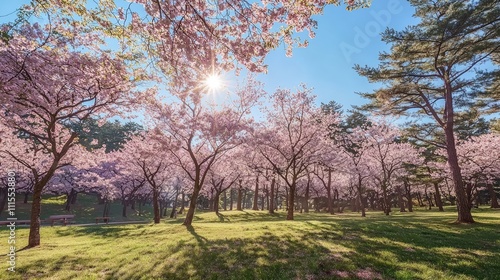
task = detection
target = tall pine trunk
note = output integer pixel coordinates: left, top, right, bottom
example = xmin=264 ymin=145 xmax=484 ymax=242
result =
xmin=444 ymin=80 xmax=474 ymax=223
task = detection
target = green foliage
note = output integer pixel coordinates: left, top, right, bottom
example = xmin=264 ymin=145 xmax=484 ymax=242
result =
xmin=1 ymin=208 xmax=499 ymax=279
xmin=355 ymin=0 xmax=499 ymax=121
xmin=70 ymin=118 xmax=143 ymax=153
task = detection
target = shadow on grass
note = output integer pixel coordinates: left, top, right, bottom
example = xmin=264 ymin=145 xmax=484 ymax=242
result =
xmin=216 ymin=212 xmax=230 ymax=222
xmin=296 ymin=218 xmax=500 ymax=280
xmin=53 ymin=224 xmax=150 ymax=238
xmin=12 ymin=209 xmax=500 ymax=280
xmin=186 ymin=225 xmax=208 ymax=245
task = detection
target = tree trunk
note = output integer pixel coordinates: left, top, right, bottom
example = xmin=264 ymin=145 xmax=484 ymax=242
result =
xmin=433 ymin=182 xmax=444 ymax=211
xmin=183 ymin=182 xmax=202 ymax=226
xmin=243 ymin=189 xmax=248 ymax=209
xmin=358 ymin=191 xmax=365 ymax=217
xmin=28 ymin=183 xmax=44 ymax=247
xmin=368 ymin=192 xmax=375 ymax=210
xmin=304 ymin=178 xmax=310 ymax=213
xmin=153 ymin=189 xmax=160 ymax=224
xmin=265 ymin=188 xmax=269 ymax=210
xmin=356 ymin=175 xmax=365 ymax=216
xmin=382 ymin=185 xmax=390 ymax=215
xmin=416 ymin=192 xmax=424 ymax=207
xmin=237 ymin=187 xmax=243 ymax=210
xmin=65 ymin=188 xmax=76 ymax=211
xmin=443 ymin=83 xmax=474 ymax=222
xmin=0 ymin=188 xmax=7 ymax=215
xmin=102 ymin=201 xmax=109 ymax=217
xmin=23 ymin=191 xmax=29 ymax=204
xmin=230 ymin=188 xmax=233 ymax=210
xmin=253 ymin=176 xmax=259 ymax=210
xmin=71 ymin=191 xmax=78 ymax=204
xmin=29 ymin=156 xmax=61 ymax=248
xmin=425 ymin=189 xmax=432 ymax=210
xmin=214 ymin=192 xmax=221 ymax=214
xmin=163 ymin=202 xmax=168 ymax=217
xmin=223 ymin=191 xmax=227 ymax=211
xmin=285 ymin=187 xmax=289 ymax=211
xmin=122 ymin=200 xmax=127 ymax=217
xmin=465 ymin=182 xmax=474 ymax=210
xmin=397 ymin=185 xmax=406 ymax=212
xmin=351 ymin=197 xmax=358 ymax=212
xmin=178 ymin=192 xmax=185 ymax=214
xmin=160 ymin=200 xmax=165 ymax=218
xmin=170 ymin=188 xmax=179 ymax=218
xmin=334 ymin=189 xmax=340 ymax=212
xmin=404 ymin=180 xmax=413 ymax=212
xmin=327 ymin=169 xmax=334 ymax=214
xmin=286 ymin=182 xmax=296 ymax=220
xmin=269 ymin=178 xmax=275 ymax=214
xmin=275 ymin=183 xmax=280 ymax=211
xmin=487 ymin=184 xmax=499 ymax=208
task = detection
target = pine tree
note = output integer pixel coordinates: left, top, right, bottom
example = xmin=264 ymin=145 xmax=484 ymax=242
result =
xmin=355 ymin=0 xmax=500 ymax=223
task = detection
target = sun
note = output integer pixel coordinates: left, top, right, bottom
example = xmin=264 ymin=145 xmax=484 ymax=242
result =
xmin=203 ymin=74 xmax=223 ymax=92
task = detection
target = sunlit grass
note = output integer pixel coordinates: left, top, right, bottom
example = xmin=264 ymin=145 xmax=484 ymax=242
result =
xmin=0 ymin=207 xmax=499 ymax=279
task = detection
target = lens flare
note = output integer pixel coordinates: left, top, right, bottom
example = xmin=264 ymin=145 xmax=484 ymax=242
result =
xmin=203 ymin=74 xmax=223 ymax=91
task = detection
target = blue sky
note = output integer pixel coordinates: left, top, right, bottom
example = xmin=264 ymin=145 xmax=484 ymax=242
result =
xmin=256 ymin=0 xmax=418 ymax=111
xmin=1 ymin=0 xmax=418 ymax=112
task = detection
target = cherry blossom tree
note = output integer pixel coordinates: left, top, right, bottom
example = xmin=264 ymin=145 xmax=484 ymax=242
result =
xmin=32 ymin=0 xmax=368 ymax=82
xmin=0 ymin=22 xmax=141 ymax=247
xmin=145 ymin=78 xmax=263 ymax=226
xmin=456 ymin=133 xmax=500 ymax=208
xmin=362 ymin=123 xmax=423 ymax=215
xmin=335 ymin=125 xmax=373 ymax=217
xmin=206 ymin=148 xmax=248 ymax=214
xmin=256 ymin=85 xmax=338 ymax=220
xmin=118 ymin=132 xmax=175 ymax=223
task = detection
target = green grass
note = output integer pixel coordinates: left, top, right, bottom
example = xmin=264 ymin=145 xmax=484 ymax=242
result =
xmin=1 ymin=207 xmax=499 ymax=280
xmin=0 ymin=194 xmax=154 ymax=224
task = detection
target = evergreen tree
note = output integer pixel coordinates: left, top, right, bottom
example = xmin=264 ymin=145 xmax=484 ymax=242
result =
xmin=355 ymin=0 xmax=500 ymax=223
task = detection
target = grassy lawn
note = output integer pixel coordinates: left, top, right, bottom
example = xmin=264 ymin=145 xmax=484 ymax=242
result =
xmin=1 ymin=207 xmax=499 ymax=280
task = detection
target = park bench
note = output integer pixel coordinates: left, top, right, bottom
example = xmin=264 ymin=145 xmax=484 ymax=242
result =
xmin=48 ymin=215 xmax=75 ymax=226
xmin=95 ymin=217 xmax=111 ymax=224
xmin=0 ymin=220 xmax=30 ymax=226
